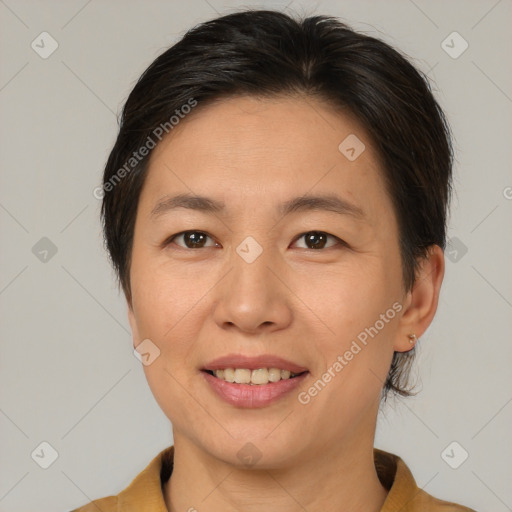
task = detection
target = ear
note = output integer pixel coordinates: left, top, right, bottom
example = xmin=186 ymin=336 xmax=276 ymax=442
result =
xmin=394 ymin=244 xmax=445 ymax=352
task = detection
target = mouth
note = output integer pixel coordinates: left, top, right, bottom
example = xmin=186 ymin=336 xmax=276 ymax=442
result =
xmin=200 ymin=355 xmax=309 ymax=408
xmin=201 ymin=369 xmax=309 ymax=408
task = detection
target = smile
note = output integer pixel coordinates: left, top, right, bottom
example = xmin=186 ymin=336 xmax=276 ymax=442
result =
xmin=201 ymin=369 xmax=309 ymax=408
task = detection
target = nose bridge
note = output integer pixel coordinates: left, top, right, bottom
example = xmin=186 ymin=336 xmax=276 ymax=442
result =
xmin=233 ymin=235 xmax=273 ymax=291
xmin=212 ymin=233 xmax=292 ymax=332
xmin=229 ymin=233 xmax=277 ymax=302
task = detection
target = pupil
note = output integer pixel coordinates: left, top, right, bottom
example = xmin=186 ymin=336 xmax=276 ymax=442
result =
xmin=306 ymin=232 xmax=326 ymax=249
xmin=186 ymin=232 xmax=205 ymax=248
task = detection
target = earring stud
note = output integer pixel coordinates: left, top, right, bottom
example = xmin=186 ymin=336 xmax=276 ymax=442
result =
xmin=408 ymin=333 xmax=417 ymax=344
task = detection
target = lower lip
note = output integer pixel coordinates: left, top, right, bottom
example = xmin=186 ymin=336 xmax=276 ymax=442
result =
xmin=202 ymin=371 xmax=308 ymax=408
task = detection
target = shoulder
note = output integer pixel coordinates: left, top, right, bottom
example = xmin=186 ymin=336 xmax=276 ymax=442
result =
xmin=374 ymin=448 xmax=478 ymax=512
xmin=69 ymin=446 xmax=173 ymax=511
xmin=69 ymin=495 xmax=117 ymax=512
xmin=408 ymin=489 xmax=478 ymax=511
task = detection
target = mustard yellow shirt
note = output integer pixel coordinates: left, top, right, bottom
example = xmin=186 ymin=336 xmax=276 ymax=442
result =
xmin=71 ymin=446 xmax=477 ymax=511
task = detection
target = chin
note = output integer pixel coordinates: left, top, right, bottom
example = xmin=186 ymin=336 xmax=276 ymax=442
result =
xmin=200 ymin=428 xmax=306 ymax=470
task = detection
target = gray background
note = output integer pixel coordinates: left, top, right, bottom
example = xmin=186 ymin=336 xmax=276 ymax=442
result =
xmin=0 ymin=1 xmax=511 ymax=511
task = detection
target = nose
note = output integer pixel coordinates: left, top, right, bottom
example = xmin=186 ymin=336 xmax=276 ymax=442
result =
xmin=211 ymin=243 xmax=293 ymax=335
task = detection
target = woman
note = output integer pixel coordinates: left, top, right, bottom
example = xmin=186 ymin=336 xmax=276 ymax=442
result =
xmin=73 ymin=10 xmax=476 ymax=512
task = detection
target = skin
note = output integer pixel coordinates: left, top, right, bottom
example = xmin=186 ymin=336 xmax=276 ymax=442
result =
xmin=127 ymin=95 xmax=445 ymax=512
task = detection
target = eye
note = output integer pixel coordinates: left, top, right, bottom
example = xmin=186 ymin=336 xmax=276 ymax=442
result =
xmin=292 ymin=231 xmax=344 ymax=250
xmin=164 ymin=230 xmax=344 ymax=251
xmin=165 ymin=230 xmax=219 ymax=249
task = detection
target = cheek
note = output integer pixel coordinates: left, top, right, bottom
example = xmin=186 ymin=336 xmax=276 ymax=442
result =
xmin=132 ymin=261 xmax=210 ymax=428
xmin=301 ymin=258 xmax=395 ymax=329
xmin=131 ymin=254 xmax=206 ymax=340
xmin=297 ymin=256 xmax=400 ymax=378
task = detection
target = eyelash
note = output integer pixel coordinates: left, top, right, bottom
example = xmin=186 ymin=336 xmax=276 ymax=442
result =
xmin=163 ymin=230 xmax=346 ymax=251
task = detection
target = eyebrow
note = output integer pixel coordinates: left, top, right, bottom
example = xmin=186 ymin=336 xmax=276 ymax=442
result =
xmin=150 ymin=193 xmax=366 ymax=221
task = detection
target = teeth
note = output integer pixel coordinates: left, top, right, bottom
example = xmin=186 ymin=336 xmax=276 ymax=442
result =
xmin=234 ymin=369 xmax=251 ymax=384
xmin=222 ymin=368 xmax=234 ymax=382
xmin=268 ymin=368 xmax=281 ymax=382
xmin=210 ymin=367 xmax=302 ymax=385
xmin=251 ymin=368 xmax=269 ymax=385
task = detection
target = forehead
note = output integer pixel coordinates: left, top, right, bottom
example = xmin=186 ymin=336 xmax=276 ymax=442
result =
xmin=140 ymin=95 xmax=392 ymax=224
xmin=149 ymin=94 xmax=375 ymax=163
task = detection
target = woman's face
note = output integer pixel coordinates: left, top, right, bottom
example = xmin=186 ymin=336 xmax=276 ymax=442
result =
xmin=128 ymin=95 xmax=412 ymax=467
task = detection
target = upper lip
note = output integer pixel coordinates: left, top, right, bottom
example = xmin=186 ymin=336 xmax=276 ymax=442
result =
xmin=203 ymin=354 xmax=308 ymax=373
